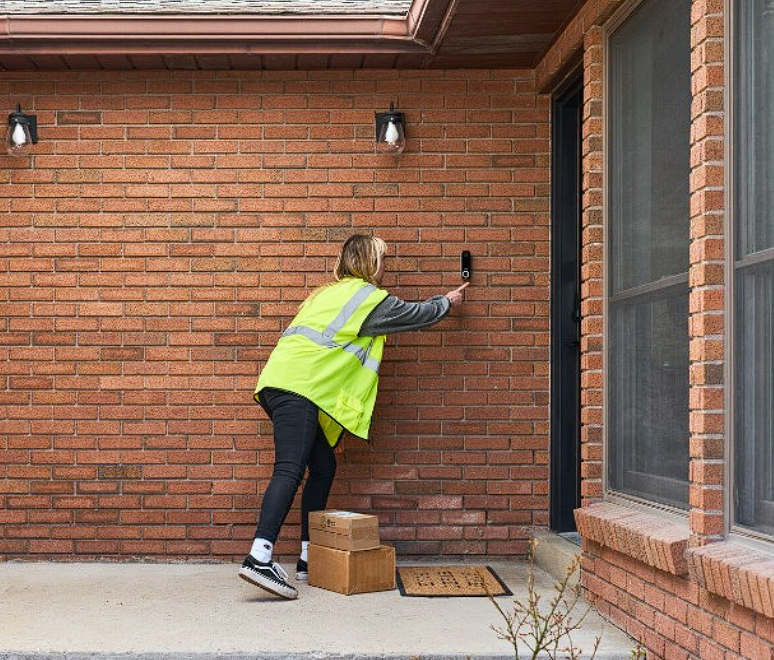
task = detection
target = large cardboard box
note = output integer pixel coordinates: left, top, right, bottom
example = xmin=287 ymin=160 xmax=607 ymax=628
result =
xmin=308 ymin=510 xmax=380 ymax=551
xmin=308 ymin=543 xmax=396 ymax=595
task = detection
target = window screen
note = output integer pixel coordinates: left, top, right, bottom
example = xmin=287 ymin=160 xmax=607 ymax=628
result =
xmin=607 ymin=0 xmax=691 ymax=508
xmin=734 ymin=0 xmax=774 ymax=536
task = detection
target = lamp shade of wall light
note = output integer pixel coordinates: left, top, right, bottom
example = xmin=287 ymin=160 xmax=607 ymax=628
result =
xmin=7 ymin=104 xmax=38 ymax=156
xmin=375 ymin=101 xmax=405 ymax=154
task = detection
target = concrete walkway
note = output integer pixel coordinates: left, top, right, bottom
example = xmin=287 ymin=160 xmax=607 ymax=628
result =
xmin=0 ymin=561 xmax=634 ymax=659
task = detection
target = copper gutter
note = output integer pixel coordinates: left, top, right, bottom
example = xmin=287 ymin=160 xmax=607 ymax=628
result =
xmin=0 ymin=12 xmax=431 ymax=55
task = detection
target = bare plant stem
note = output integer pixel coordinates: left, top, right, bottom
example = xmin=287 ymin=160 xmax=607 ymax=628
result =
xmin=489 ymin=539 xmax=643 ymax=659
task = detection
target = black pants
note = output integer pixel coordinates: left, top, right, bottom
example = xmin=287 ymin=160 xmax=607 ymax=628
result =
xmin=254 ymin=388 xmax=337 ymax=544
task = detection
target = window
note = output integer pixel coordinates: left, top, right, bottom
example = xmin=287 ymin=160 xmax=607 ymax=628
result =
xmin=734 ymin=0 xmax=774 ymax=537
xmin=607 ymin=0 xmax=691 ymax=508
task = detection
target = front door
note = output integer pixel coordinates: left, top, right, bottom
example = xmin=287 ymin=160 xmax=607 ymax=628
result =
xmin=550 ymin=75 xmax=582 ymax=533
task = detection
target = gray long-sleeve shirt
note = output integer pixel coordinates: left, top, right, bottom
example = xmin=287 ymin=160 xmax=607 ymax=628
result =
xmin=359 ymin=295 xmax=451 ymax=336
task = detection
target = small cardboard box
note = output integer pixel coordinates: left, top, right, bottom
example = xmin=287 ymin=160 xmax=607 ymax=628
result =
xmin=308 ymin=510 xmax=380 ymax=551
xmin=308 ymin=543 xmax=396 ymax=595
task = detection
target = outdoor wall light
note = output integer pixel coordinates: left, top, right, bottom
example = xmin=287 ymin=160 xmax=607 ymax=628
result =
xmin=6 ymin=104 xmax=38 ymax=156
xmin=375 ymin=101 xmax=405 ymax=154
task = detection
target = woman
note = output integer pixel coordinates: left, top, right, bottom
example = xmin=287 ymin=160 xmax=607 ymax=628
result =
xmin=239 ymin=234 xmax=469 ymax=599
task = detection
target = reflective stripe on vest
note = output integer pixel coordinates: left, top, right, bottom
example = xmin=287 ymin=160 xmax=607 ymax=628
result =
xmin=323 ymin=283 xmax=376 ymax=339
xmin=282 ymin=284 xmax=382 ymax=374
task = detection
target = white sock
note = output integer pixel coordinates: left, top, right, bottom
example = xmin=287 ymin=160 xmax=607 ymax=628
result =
xmin=300 ymin=541 xmax=309 ymax=563
xmin=250 ymin=538 xmax=273 ymax=563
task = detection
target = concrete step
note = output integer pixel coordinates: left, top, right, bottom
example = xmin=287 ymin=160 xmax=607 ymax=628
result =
xmin=531 ymin=530 xmax=582 ymax=589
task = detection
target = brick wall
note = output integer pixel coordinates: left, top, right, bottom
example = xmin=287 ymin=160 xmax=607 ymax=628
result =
xmin=547 ymin=0 xmax=774 ymax=658
xmin=687 ymin=0 xmax=726 ymax=548
xmin=579 ymin=25 xmax=605 ymax=507
xmin=583 ymin=538 xmax=774 ymax=660
xmin=535 ymin=0 xmax=625 ymax=93
xmin=0 ymin=68 xmax=550 ymax=560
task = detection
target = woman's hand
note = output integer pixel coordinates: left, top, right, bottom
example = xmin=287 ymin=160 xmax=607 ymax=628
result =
xmin=445 ymin=282 xmax=470 ymax=307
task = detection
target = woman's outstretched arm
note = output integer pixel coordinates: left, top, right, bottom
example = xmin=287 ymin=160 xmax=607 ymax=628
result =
xmin=359 ymin=283 xmax=468 ymax=335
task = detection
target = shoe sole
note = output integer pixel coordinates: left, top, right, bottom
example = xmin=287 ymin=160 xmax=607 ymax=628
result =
xmin=238 ymin=566 xmax=298 ymax=600
xmin=296 ymin=571 xmax=308 ymax=582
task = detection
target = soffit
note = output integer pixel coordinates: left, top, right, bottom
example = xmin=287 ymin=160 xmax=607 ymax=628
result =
xmin=0 ymin=0 xmax=585 ymax=70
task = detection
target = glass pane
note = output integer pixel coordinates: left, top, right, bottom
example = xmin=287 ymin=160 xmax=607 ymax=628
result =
xmin=736 ymin=0 xmax=774 ymax=259
xmin=609 ymin=0 xmax=691 ymax=293
xmin=608 ymin=287 xmax=690 ymax=508
xmin=607 ymin=0 xmax=691 ymax=509
xmin=734 ymin=0 xmax=774 ymax=538
xmin=735 ymin=263 xmax=774 ymax=535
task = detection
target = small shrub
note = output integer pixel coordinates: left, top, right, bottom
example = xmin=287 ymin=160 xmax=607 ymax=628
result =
xmin=488 ymin=539 xmax=646 ymax=659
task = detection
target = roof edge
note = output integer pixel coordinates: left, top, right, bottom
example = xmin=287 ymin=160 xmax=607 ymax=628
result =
xmin=0 ymin=0 xmax=459 ymax=62
xmin=0 ymin=14 xmax=412 ymax=38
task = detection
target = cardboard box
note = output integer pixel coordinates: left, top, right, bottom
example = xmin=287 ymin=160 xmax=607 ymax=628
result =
xmin=308 ymin=543 xmax=396 ymax=595
xmin=308 ymin=510 xmax=380 ymax=551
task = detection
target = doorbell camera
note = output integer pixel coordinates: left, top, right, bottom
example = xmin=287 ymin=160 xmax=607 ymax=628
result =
xmin=460 ymin=250 xmax=471 ymax=281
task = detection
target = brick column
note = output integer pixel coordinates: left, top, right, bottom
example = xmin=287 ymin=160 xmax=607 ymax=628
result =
xmin=688 ymin=0 xmax=726 ymax=545
xmin=579 ymin=26 xmax=605 ymax=505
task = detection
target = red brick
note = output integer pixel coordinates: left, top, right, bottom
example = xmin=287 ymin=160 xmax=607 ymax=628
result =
xmin=0 ymin=58 xmax=734 ymax=660
xmin=0 ymin=62 xmax=547 ymax=566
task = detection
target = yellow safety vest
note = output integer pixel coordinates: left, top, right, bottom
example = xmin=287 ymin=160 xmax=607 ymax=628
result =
xmin=254 ymin=278 xmax=389 ymax=447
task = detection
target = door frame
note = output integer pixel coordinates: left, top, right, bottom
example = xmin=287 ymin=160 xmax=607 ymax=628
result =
xmin=550 ymin=71 xmax=583 ymax=532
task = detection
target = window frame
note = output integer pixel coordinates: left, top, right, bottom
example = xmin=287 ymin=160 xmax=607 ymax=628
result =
xmin=601 ymin=0 xmax=692 ymax=517
xmin=726 ymin=0 xmax=774 ymax=549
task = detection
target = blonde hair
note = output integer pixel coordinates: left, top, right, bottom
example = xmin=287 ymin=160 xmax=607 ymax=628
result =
xmin=299 ymin=235 xmax=386 ymax=310
xmin=333 ymin=234 xmax=386 ymax=285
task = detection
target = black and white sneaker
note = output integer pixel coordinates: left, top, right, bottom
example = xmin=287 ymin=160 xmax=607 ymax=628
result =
xmin=296 ymin=558 xmax=308 ymax=582
xmin=239 ymin=555 xmax=298 ymax=599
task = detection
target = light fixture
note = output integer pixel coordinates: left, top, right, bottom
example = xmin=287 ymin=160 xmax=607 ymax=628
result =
xmin=6 ymin=104 xmax=38 ymax=156
xmin=375 ymin=101 xmax=405 ymax=154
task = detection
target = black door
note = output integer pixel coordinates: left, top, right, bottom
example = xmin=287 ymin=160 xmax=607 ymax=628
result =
xmin=550 ymin=76 xmax=582 ymax=533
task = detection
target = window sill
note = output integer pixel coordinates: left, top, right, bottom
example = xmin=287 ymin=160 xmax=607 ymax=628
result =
xmin=687 ymin=541 xmax=774 ymax=619
xmin=574 ymin=501 xmax=690 ymax=575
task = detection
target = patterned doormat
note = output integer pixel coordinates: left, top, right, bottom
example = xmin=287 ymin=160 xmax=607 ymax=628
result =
xmin=396 ymin=565 xmax=512 ymax=597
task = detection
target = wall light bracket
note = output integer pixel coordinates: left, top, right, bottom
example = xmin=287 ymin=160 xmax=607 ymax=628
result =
xmin=375 ymin=101 xmax=405 ymax=154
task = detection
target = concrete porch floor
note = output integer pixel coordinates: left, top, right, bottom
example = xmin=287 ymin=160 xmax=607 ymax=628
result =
xmin=0 ymin=561 xmax=634 ymax=659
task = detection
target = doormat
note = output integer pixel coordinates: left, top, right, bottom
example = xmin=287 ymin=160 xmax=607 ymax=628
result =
xmin=396 ymin=565 xmax=512 ymax=597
